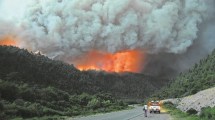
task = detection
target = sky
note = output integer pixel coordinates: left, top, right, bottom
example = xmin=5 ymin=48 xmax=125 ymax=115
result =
xmin=0 ymin=0 xmax=32 ymax=21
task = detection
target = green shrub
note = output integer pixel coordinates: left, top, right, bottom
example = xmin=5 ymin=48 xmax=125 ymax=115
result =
xmin=78 ymin=93 xmax=91 ymax=106
xmin=102 ymin=100 xmax=111 ymax=107
xmin=0 ymin=112 xmax=7 ymax=120
xmin=0 ymin=81 xmax=19 ymax=101
xmin=14 ymin=99 xmax=25 ymax=106
xmin=163 ymin=102 xmax=175 ymax=108
xmin=0 ymin=101 xmax=4 ymax=110
xmin=200 ymin=107 xmax=215 ymax=120
xmin=186 ymin=108 xmax=198 ymax=115
xmin=69 ymin=109 xmax=80 ymax=116
xmin=87 ymin=97 xmax=101 ymax=109
xmin=20 ymin=89 xmax=38 ymax=102
xmin=42 ymin=107 xmax=64 ymax=116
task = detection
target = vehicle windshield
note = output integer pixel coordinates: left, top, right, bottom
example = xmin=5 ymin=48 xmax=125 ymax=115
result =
xmin=150 ymin=102 xmax=159 ymax=106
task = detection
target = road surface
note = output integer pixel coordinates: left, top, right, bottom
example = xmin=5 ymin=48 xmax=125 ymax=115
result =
xmin=68 ymin=105 xmax=172 ymax=120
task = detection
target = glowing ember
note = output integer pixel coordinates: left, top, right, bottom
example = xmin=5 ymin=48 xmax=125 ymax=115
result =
xmin=0 ymin=36 xmax=17 ymax=46
xmin=76 ymin=50 xmax=144 ymax=73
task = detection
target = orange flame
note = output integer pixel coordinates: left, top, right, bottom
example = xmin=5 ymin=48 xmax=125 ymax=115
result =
xmin=0 ymin=36 xmax=17 ymax=46
xmin=76 ymin=50 xmax=144 ymax=73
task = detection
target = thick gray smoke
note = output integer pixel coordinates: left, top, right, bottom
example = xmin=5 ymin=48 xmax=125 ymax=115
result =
xmin=0 ymin=0 xmax=215 ymax=76
xmin=144 ymin=17 xmax=215 ymax=77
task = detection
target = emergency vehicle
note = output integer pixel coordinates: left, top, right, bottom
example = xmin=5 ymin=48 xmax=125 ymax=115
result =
xmin=148 ymin=101 xmax=161 ymax=113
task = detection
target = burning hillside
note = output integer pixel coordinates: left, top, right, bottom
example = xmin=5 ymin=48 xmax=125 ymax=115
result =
xmin=76 ymin=50 xmax=144 ymax=73
xmin=0 ymin=36 xmax=17 ymax=46
xmin=0 ymin=35 xmax=144 ymax=73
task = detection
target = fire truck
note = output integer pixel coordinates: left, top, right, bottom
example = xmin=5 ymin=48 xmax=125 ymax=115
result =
xmin=148 ymin=101 xmax=161 ymax=113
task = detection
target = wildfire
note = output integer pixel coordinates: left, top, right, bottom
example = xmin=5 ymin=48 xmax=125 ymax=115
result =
xmin=0 ymin=36 xmax=18 ymax=46
xmin=76 ymin=50 xmax=144 ymax=73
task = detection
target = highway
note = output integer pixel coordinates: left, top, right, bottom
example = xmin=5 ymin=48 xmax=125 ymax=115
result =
xmin=69 ymin=105 xmax=172 ymax=120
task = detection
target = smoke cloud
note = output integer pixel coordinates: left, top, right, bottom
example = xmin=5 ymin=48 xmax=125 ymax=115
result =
xmin=0 ymin=0 xmax=215 ymax=76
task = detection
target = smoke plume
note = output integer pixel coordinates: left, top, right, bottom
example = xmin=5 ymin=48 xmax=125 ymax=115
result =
xmin=0 ymin=0 xmax=215 ymax=76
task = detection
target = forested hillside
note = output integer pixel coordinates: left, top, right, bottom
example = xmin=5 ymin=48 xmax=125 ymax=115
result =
xmin=0 ymin=46 xmax=168 ymax=119
xmin=0 ymin=46 xmax=129 ymax=119
xmin=153 ymin=49 xmax=215 ymax=99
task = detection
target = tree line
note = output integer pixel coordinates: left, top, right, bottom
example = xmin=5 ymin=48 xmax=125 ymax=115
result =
xmin=152 ymin=49 xmax=215 ymax=99
xmin=0 ymin=46 xmax=169 ymax=119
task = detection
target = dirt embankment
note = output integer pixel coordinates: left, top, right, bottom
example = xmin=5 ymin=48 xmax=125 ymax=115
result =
xmin=162 ymin=87 xmax=215 ymax=114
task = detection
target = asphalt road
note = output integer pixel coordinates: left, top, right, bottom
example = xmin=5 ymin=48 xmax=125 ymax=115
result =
xmin=68 ymin=105 xmax=172 ymax=120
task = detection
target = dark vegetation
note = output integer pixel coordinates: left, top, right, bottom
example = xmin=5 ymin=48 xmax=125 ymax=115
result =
xmin=164 ymin=102 xmax=215 ymax=120
xmin=163 ymin=102 xmax=200 ymax=120
xmin=200 ymin=107 xmax=215 ymax=120
xmin=0 ymin=79 xmax=126 ymax=120
xmin=0 ymin=46 xmax=168 ymax=119
xmin=152 ymin=49 xmax=215 ymax=99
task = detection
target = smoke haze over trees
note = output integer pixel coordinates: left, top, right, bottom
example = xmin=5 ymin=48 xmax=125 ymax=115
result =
xmin=153 ymin=49 xmax=215 ymax=99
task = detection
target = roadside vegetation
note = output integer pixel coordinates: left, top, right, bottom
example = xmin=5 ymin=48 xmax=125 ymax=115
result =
xmin=163 ymin=102 xmax=215 ymax=120
xmin=0 ymin=79 xmax=127 ymax=120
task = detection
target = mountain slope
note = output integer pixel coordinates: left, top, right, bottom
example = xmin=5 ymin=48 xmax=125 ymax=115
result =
xmin=0 ymin=46 xmax=127 ymax=119
xmin=153 ymin=49 xmax=215 ymax=99
xmin=0 ymin=46 xmax=169 ymax=119
xmin=0 ymin=46 xmax=168 ymax=99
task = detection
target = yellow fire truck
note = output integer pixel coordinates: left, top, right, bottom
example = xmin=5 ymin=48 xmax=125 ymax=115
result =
xmin=148 ymin=101 xmax=161 ymax=113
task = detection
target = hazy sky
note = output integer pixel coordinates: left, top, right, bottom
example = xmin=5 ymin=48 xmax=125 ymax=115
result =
xmin=0 ymin=0 xmax=32 ymax=20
